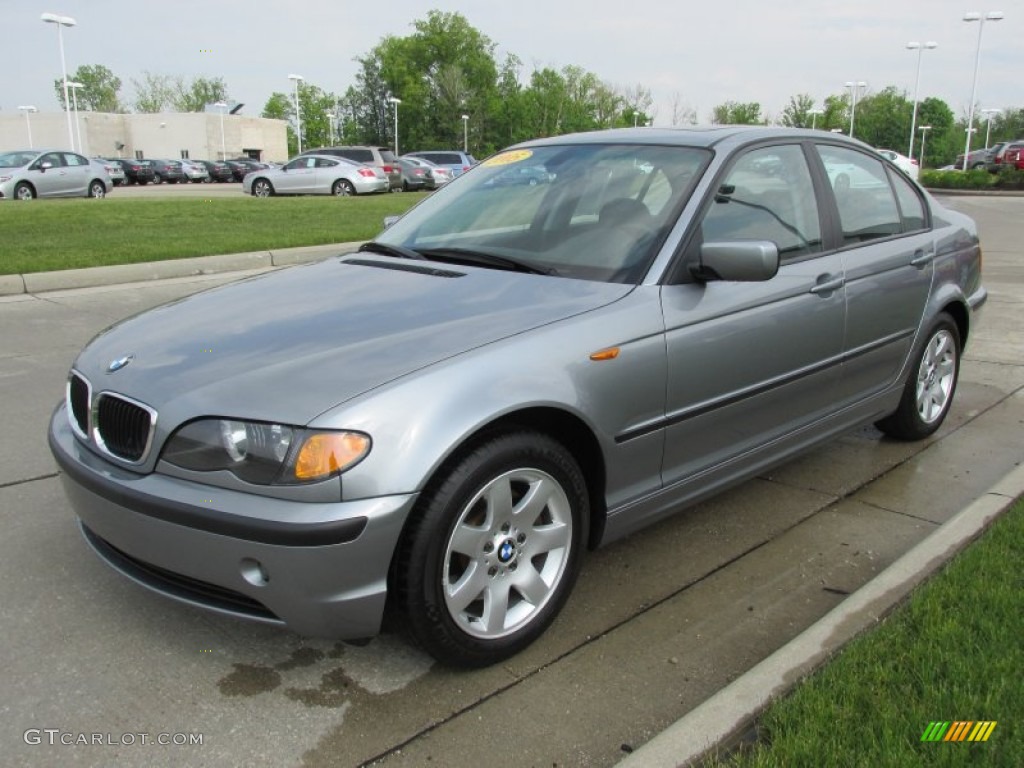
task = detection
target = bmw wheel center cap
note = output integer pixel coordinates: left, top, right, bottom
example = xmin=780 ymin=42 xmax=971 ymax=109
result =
xmin=497 ymin=539 xmax=516 ymax=564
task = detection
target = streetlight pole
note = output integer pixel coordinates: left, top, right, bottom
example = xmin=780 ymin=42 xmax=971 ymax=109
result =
xmin=18 ymin=106 xmax=38 ymax=148
xmin=844 ymin=81 xmax=867 ymax=138
xmin=288 ymin=74 xmax=304 ymax=154
xmin=41 ymin=12 xmax=77 ymax=150
xmin=388 ymin=96 xmax=402 ymax=155
xmin=67 ymin=80 xmax=84 ymax=153
xmin=980 ymin=107 xmax=1001 ymax=148
xmin=809 ymin=108 xmax=823 ymax=130
xmin=962 ymin=11 xmax=1004 ymax=170
xmin=918 ymin=125 xmax=932 ymax=167
xmin=461 ymin=114 xmax=469 ymax=152
xmin=214 ymin=101 xmax=228 ymax=160
xmin=325 ymin=112 xmax=336 ymax=145
xmin=906 ymin=41 xmax=938 ymax=160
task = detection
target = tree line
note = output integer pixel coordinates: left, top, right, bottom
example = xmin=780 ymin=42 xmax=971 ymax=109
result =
xmin=52 ymin=10 xmax=1023 ymax=167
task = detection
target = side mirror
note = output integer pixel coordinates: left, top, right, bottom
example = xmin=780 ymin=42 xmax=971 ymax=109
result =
xmin=39 ymin=161 xmax=54 ymax=172
xmin=692 ymin=241 xmax=780 ymax=282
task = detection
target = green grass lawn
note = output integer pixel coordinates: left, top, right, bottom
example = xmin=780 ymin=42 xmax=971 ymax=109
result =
xmin=1 ymin=194 xmax=426 ymax=275
xmin=715 ymin=497 xmax=1023 ymax=767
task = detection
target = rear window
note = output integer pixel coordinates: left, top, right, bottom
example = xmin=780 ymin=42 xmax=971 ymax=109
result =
xmin=378 ymin=149 xmax=397 ymax=163
xmin=421 ymin=152 xmax=463 ymax=165
xmin=339 ymin=149 xmax=374 ymax=163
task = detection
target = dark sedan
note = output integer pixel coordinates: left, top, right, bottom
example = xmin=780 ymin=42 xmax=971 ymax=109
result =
xmin=195 ymin=160 xmax=235 ymax=183
xmin=110 ymin=159 xmax=155 ymax=186
xmin=224 ymin=159 xmax=261 ymax=182
xmin=146 ymin=160 xmax=185 ymax=184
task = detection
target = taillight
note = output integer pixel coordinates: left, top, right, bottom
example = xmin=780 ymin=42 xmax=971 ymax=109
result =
xmin=382 ymin=164 xmax=395 ymax=172
xmin=911 ymin=158 xmax=919 ymax=166
xmin=462 ymin=166 xmax=470 ymax=172
xmin=357 ymin=168 xmax=376 ymax=178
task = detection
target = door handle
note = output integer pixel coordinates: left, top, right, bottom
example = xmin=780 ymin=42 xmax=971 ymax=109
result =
xmin=910 ymin=250 xmax=935 ymax=268
xmin=809 ymin=275 xmax=845 ymax=296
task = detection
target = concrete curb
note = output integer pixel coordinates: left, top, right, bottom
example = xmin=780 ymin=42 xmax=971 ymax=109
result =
xmin=1 ymin=241 xmax=365 ymax=297
xmin=618 ymin=461 xmax=1024 ymax=768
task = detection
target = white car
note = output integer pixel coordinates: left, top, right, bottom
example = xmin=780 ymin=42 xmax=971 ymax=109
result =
xmin=0 ymin=149 xmax=111 ymax=200
xmin=876 ymin=149 xmax=919 ymax=180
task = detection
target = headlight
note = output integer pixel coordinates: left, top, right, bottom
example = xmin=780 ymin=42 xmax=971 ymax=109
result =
xmin=162 ymin=419 xmax=370 ymax=485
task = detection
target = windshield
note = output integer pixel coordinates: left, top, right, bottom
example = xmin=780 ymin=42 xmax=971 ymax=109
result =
xmin=378 ymin=143 xmax=709 ymax=283
xmin=0 ymin=152 xmax=37 ymax=168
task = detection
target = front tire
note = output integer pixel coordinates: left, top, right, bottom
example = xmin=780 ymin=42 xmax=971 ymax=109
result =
xmin=394 ymin=432 xmax=588 ymax=668
xmin=14 ymin=182 xmax=35 ymax=200
xmin=251 ymin=178 xmax=274 ymax=197
xmin=876 ymin=313 xmax=960 ymax=440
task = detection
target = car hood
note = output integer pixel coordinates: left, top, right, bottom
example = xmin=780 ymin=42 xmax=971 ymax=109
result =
xmin=72 ymin=256 xmax=632 ymax=427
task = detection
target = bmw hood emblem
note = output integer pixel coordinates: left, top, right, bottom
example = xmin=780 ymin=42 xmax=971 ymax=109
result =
xmin=106 ymin=354 xmax=135 ymax=373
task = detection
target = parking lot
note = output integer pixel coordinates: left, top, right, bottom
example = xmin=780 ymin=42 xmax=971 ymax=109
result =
xmin=1 ymin=195 xmax=1021 ymax=767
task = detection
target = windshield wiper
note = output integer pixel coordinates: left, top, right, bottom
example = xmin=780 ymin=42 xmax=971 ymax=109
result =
xmin=357 ymin=241 xmax=427 ymax=261
xmin=417 ymin=247 xmax=555 ymax=275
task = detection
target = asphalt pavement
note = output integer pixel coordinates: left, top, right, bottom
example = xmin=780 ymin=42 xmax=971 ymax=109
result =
xmin=0 ymin=195 xmax=1021 ymax=767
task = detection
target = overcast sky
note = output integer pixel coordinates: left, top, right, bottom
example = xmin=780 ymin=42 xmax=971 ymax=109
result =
xmin=3 ymin=0 xmax=1022 ymax=131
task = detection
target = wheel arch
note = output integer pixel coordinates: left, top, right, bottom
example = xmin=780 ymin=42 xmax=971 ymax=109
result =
xmin=940 ymin=298 xmax=970 ymax=348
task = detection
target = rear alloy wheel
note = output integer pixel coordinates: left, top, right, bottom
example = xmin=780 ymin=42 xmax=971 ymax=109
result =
xmin=87 ymin=180 xmax=106 ymax=199
xmin=332 ymin=179 xmax=355 ymax=196
xmin=876 ymin=313 xmax=960 ymax=440
xmin=395 ymin=432 xmax=587 ymax=667
xmin=14 ymin=182 xmax=35 ymax=200
xmin=252 ymin=179 xmax=274 ymax=197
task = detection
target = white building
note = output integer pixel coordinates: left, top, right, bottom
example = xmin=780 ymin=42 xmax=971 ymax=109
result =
xmin=0 ymin=110 xmax=288 ymax=162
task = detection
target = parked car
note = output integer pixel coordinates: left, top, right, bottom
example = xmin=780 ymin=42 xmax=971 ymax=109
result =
xmin=875 ymin=149 xmax=919 ymax=180
xmin=111 ymin=158 xmax=155 ymax=186
xmin=399 ymin=156 xmax=451 ymax=189
xmin=300 ymin=146 xmax=402 ymax=191
xmin=953 ymin=147 xmax=992 ymax=170
xmin=988 ymin=141 xmax=1024 ymax=172
xmin=403 ymin=149 xmax=477 ymax=178
xmin=396 ymin=157 xmax=432 ymax=191
xmin=1000 ymin=143 xmax=1024 ymax=170
xmin=48 ymin=127 xmax=985 ymax=668
xmin=194 ymin=160 xmax=235 ymax=183
xmin=180 ymin=160 xmax=210 ymax=183
xmin=224 ymin=159 xmax=261 ymax=182
xmin=0 ymin=149 xmax=111 ymax=200
xmin=484 ymin=163 xmax=554 ymax=186
xmin=96 ymin=158 xmax=126 ymax=186
xmin=242 ymin=153 xmax=389 ymax=196
xmin=146 ymin=159 xmax=185 ymax=184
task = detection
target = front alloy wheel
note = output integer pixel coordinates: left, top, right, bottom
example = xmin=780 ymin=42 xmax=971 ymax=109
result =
xmin=394 ymin=432 xmax=588 ymax=667
xmin=252 ymin=179 xmax=274 ymax=197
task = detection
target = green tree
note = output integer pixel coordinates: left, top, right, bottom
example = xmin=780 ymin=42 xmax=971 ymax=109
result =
xmin=779 ymin=94 xmax=817 ymax=128
xmin=131 ymin=72 xmax=175 ymax=113
xmin=53 ymin=64 xmax=123 ymax=112
xmin=261 ymin=92 xmax=291 ymax=121
xmin=850 ymin=86 xmax=912 ymax=149
xmin=171 ymin=76 xmax=229 ymax=112
xmin=711 ymin=101 xmax=763 ymax=125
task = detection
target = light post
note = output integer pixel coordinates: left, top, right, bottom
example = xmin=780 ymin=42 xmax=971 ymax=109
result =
xmin=962 ymin=11 xmax=1004 ymax=170
xmin=288 ymin=74 xmax=304 ymax=154
xmin=918 ymin=125 xmax=932 ymax=167
xmin=980 ymin=107 xmax=1001 ymax=147
xmin=906 ymin=41 xmax=938 ymax=160
xmin=41 ymin=12 xmax=77 ymax=150
xmin=67 ymin=80 xmax=84 ymax=153
xmin=326 ymin=112 xmax=336 ymax=145
xmin=18 ymin=106 xmax=38 ymax=148
xmin=214 ymin=101 xmax=227 ymax=160
xmin=388 ymin=96 xmax=401 ymax=155
xmin=461 ymin=114 xmax=469 ymax=152
xmin=808 ymin=108 xmax=823 ymax=130
xmin=844 ymin=81 xmax=867 ymax=138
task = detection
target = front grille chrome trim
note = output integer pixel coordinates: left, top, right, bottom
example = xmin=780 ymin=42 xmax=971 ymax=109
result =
xmin=66 ymin=370 xmax=159 ymax=466
xmin=91 ymin=391 xmax=158 ymax=465
xmin=67 ymin=371 xmax=92 ymax=440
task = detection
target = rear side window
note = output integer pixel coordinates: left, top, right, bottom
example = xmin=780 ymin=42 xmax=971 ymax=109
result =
xmin=888 ymin=171 xmax=927 ymax=232
xmin=816 ymin=145 xmax=901 ymax=245
xmin=340 ymin=149 xmax=374 ymax=163
xmin=422 ymin=153 xmax=462 ymax=165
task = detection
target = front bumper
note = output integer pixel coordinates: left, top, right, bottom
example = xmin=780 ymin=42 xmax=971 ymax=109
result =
xmin=49 ymin=403 xmax=416 ymax=639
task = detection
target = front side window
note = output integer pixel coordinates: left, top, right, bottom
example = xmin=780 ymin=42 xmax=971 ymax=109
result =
xmin=817 ymin=145 xmax=901 ymax=245
xmin=377 ymin=144 xmax=709 ymax=283
xmin=691 ymin=144 xmax=822 ymax=261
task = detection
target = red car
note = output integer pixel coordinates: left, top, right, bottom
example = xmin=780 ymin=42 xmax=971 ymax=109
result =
xmin=1000 ymin=143 xmax=1024 ymax=170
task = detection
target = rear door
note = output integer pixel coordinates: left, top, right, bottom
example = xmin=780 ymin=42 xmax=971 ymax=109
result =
xmin=814 ymin=144 xmax=934 ymax=407
xmin=62 ymin=152 xmax=92 ymax=196
xmin=660 ymin=142 xmax=847 ymax=486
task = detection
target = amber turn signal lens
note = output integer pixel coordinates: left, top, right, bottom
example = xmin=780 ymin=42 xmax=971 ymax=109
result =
xmin=293 ymin=433 xmax=370 ymax=481
xmin=589 ymin=347 xmax=620 ymax=361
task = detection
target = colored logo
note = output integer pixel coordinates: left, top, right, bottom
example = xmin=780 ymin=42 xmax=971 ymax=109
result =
xmin=921 ymin=721 xmax=997 ymax=742
xmin=498 ymin=539 xmax=515 ymax=563
xmin=106 ymin=354 xmax=135 ymax=373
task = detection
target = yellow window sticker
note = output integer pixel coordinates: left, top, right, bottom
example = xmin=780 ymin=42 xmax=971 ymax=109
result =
xmin=483 ymin=150 xmax=534 ymax=167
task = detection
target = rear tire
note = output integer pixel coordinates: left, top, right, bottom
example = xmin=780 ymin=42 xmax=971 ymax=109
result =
xmin=876 ymin=313 xmax=960 ymax=440
xmin=87 ymin=180 xmax=106 ymax=198
xmin=332 ymin=179 xmax=355 ymax=196
xmin=393 ymin=431 xmax=587 ymax=668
